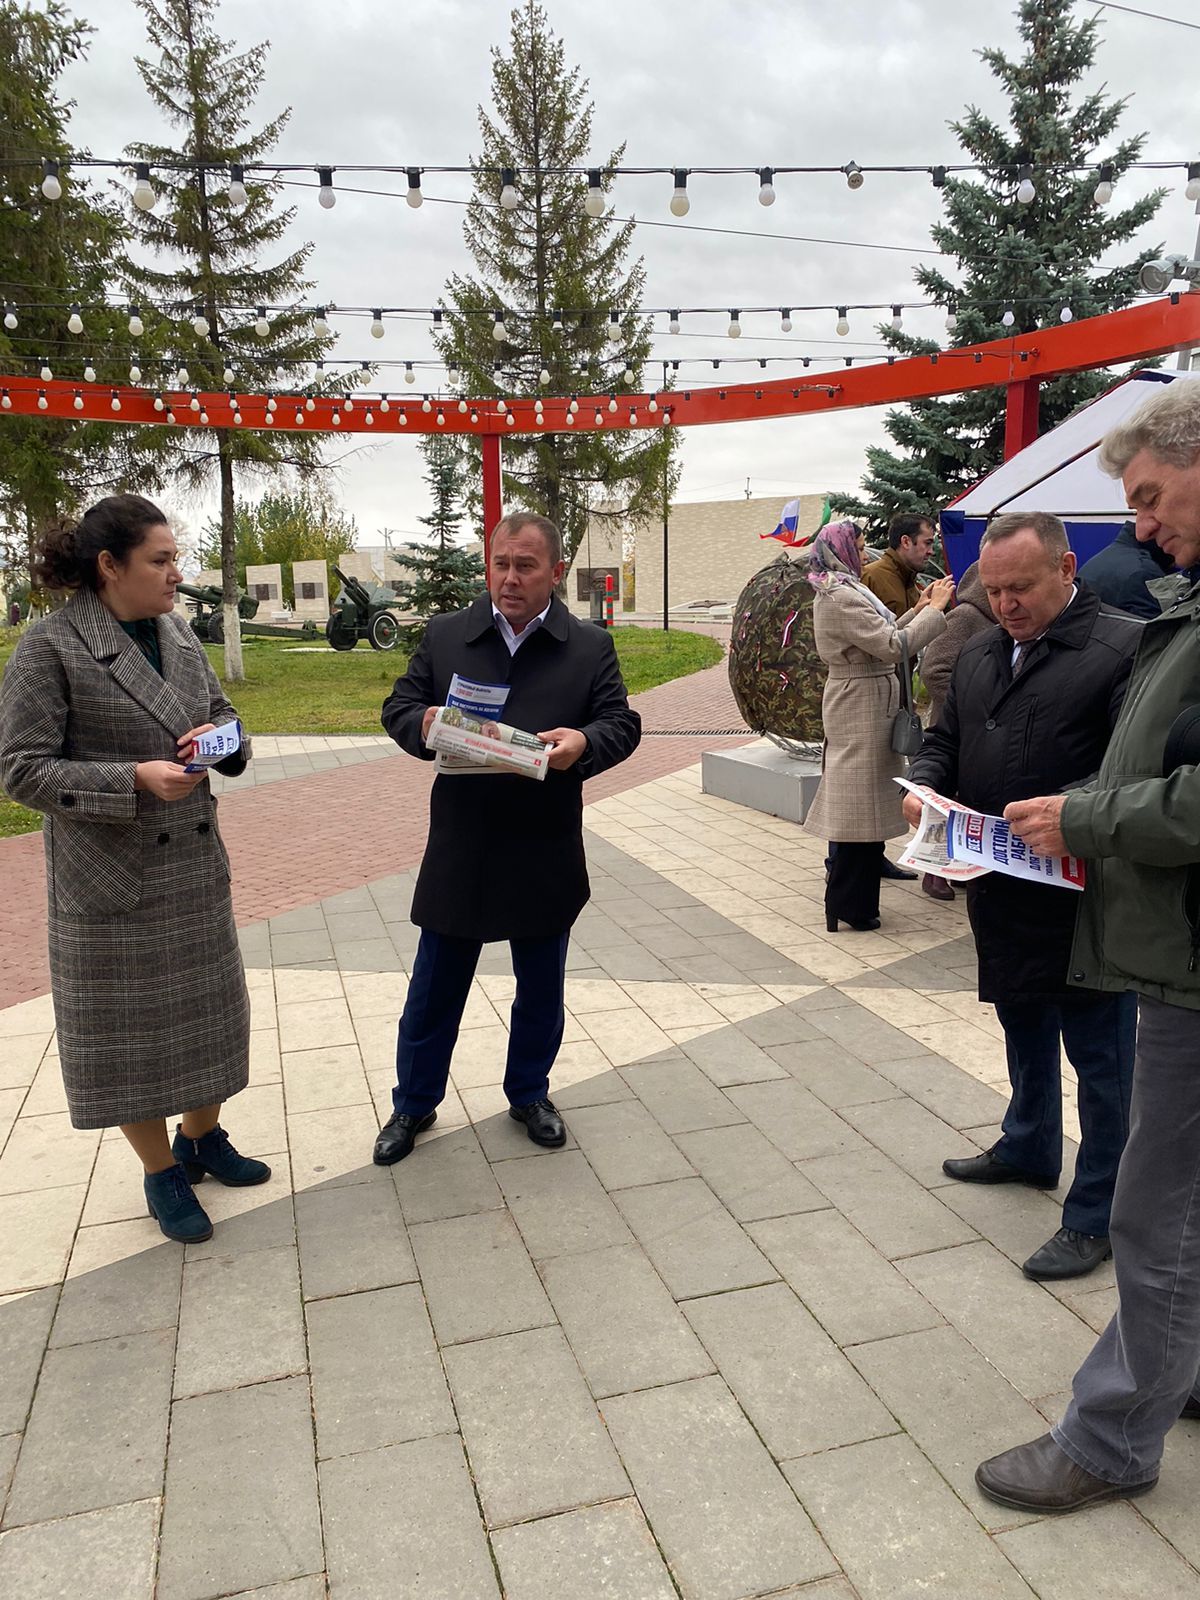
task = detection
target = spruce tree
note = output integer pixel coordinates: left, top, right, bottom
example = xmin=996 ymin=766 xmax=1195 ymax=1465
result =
xmin=125 ymin=0 xmax=335 ymax=678
xmin=0 ymin=2 xmax=169 ymax=592
xmin=833 ymin=0 xmax=1164 ymax=528
xmin=393 ymin=437 xmax=484 ymax=632
xmin=433 ymin=0 xmax=676 ymax=566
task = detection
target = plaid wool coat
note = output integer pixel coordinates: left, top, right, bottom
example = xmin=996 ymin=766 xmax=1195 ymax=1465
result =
xmin=0 ymin=589 xmax=251 ymax=1128
xmin=802 ymin=582 xmax=947 ymax=843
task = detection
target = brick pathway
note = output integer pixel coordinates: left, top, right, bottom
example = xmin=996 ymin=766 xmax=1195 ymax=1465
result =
xmin=0 ymin=657 xmax=750 ymax=1010
xmin=4 ymin=768 xmax=1181 ymax=1600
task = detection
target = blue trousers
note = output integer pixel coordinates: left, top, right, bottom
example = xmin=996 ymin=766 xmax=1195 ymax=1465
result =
xmin=993 ymin=991 xmax=1136 ymax=1236
xmin=393 ymin=928 xmax=570 ymax=1120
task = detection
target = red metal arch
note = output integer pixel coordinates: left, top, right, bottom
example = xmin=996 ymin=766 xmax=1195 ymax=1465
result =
xmin=3 ymin=296 xmax=1197 ymax=540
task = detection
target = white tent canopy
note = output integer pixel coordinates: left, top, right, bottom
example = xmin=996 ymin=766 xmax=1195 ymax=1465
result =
xmin=942 ymin=367 xmax=1200 ymax=575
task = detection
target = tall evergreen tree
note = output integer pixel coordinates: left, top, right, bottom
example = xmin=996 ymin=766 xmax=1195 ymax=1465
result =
xmin=0 ymin=2 xmax=168 ymax=593
xmin=833 ymin=0 xmax=1164 ymax=528
xmin=433 ymin=0 xmax=676 ymax=566
xmin=125 ymin=0 xmax=336 ymax=678
xmin=393 ymin=437 xmax=483 ymax=631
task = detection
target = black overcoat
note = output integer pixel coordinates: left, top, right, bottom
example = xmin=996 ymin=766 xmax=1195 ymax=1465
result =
xmin=382 ymin=594 xmax=641 ymax=941
xmin=907 ymin=584 xmax=1139 ymax=1001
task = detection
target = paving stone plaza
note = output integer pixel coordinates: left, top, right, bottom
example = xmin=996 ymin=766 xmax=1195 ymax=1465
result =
xmin=2 ymin=660 xmax=1199 ymax=1599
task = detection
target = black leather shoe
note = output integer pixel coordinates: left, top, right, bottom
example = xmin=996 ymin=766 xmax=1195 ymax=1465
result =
xmin=372 ymin=1110 xmax=437 ymax=1165
xmin=921 ymin=873 xmax=956 ymax=901
xmin=976 ymin=1433 xmax=1155 ymax=1514
xmin=942 ymin=1147 xmax=1058 ymax=1188
xmin=1023 ymin=1227 xmax=1112 ymax=1281
xmin=881 ymin=858 xmax=918 ymax=881
xmin=509 ymin=1097 xmax=566 ymax=1147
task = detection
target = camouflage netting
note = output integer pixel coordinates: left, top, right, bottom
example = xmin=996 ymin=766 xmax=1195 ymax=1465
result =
xmin=728 ymin=553 xmax=826 ymax=750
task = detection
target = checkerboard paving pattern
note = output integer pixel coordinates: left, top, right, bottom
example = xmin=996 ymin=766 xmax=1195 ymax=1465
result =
xmin=2 ymin=764 xmax=1183 ymax=1600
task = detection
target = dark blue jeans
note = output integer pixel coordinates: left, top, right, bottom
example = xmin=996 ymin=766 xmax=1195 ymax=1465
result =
xmin=393 ymin=928 xmax=570 ymax=1120
xmin=993 ymin=992 xmax=1136 ymax=1236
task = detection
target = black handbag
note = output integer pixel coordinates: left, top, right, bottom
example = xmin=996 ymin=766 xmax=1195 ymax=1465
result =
xmin=891 ymin=630 xmax=924 ymax=756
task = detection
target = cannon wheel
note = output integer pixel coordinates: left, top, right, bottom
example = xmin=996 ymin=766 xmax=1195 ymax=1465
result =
xmin=206 ymin=610 xmax=224 ymax=644
xmin=325 ymin=617 xmax=357 ymax=652
xmin=368 ymin=610 xmax=401 ymax=651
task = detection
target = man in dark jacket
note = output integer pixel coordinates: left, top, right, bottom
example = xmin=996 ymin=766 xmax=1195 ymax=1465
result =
xmin=906 ymin=512 xmax=1139 ymax=1280
xmin=1078 ymin=521 xmax=1174 ymax=619
xmin=372 ymin=512 xmax=641 ymax=1164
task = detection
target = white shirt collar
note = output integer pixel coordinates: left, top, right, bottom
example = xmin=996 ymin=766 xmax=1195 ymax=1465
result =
xmin=1011 ymin=584 xmax=1076 ymax=666
xmin=492 ymin=599 xmax=552 ymax=655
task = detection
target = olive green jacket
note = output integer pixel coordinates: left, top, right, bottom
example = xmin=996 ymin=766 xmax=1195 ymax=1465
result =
xmin=1063 ymin=580 xmax=1200 ymax=1009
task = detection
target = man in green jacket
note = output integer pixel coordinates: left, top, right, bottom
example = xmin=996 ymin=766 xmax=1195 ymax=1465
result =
xmin=974 ymin=375 xmax=1200 ymax=1516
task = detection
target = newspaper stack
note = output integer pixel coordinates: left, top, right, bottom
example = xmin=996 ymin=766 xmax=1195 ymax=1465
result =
xmin=425 ymin=706 xmax=549 ymax=781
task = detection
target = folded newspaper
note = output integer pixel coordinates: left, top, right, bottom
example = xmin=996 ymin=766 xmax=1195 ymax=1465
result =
xmin=435 ymin=674 xmax=512 ymax=776
xmin=183 ymin=720 xmax=242 ymax=774
xmin=895 ymin=778 xmax=1085 ymax=891
xmin=425 ymin=705 xmax=549 ymax=781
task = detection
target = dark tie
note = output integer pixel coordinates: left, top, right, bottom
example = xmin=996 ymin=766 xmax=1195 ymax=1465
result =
xmin=1012 ymin=642 xmax=1031 ymax=678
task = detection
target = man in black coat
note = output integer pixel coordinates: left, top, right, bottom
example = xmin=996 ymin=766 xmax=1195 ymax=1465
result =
xmin=373 ymin=512 xmax=642 ymax=1164
xmin=1078 ymin=521 xmax=1174 ymax=620
xmin=906 ymin=513 xmax=1140 ymax=1280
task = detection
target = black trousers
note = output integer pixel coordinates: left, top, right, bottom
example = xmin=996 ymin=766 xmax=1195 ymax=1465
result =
xmin=826 ymin=841 xmax=884 ymax=924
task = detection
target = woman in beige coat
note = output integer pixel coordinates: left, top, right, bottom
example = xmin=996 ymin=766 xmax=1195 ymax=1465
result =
xmin=802 ymin=522 xmax=954 ymax=930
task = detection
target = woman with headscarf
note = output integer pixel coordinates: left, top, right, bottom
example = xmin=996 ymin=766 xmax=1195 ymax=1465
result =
xmin=802 ymin=521 xmax=955 ymax=931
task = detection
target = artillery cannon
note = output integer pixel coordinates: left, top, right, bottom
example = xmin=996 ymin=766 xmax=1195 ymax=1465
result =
xmin=177 ymin=582 xmax=257 ymax=644
xmin=178 ymin=581 xmax=318 ymax=643
xmin=325 ymin=566 xmax=402 ymax=651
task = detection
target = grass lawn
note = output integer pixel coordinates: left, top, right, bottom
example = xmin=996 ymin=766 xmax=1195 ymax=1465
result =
xmin=0 ymin=622 xmax=723 ymax=835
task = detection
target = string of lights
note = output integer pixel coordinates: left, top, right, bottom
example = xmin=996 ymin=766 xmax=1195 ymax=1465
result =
xmin=0 ymin=287 xmax=1143 ymax=345
xmin=20 ymin=154 xmax=1200 ymax=218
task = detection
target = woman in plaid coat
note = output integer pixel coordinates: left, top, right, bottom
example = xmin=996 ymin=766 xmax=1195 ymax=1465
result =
xmin=0 ymin=496 xmax=268 ymax=1243
xmin=801 ymin=522 xmax=954 ymax=931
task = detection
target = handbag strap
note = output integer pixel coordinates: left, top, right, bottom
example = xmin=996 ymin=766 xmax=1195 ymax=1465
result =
xmin=896 ymin=630 xmax=914 ymax=713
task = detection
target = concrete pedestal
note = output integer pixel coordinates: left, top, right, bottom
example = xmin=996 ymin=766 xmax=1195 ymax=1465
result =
xmin=702 ymin=739 xmax=821 ymax=824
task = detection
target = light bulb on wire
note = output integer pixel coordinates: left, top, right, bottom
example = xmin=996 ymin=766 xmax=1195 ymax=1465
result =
xmin=1016 ymin=164 xmax=1036 ymax=205
xmin=492 ymin=309 xmax=508 ymax=342
xmin=607 ymin=310 xmax=622 ymax=345
xmin=1060 ymin=304 xmax=1073 ymax=322
xmin=314 ymin=307 xmax=331 ymax=337
xmin=3 ymin=306 xmax=16 ymax=330
xmin=127 ymin=306 xmax=143 ymax=337
xmin=67 ymin=305 xmax=83 ymax=335
xmin=406 ymin=167 xmax=422 ymax=207
xmin=84 ymin=363 xmax=96 ymax=383
xmin=370 ymin=309 xmax=385 ymax=339
xmin=227 ymin=164 xmax=248 ymax=208
xmin=946 ymin=305 xmax=958 ymax=333
xmin=669 ymin=169 xmax=690 ymax=216
xmin=1094 ymin=164 xmax=1114 ymax=205
xmin=727 ymin=310 xmax=741 ymax=338
xmin=129 ymin=364 xmax=141 ymax=383
xmin=317 ymin=167 xmax=336 ymax=208
xmin=1188 ymin=162 xmax=1200 ymax=203
xmin=254 ymin=308 xmax=270 ymax=338
xmin=192 ymin=310 xmax=210 ymax=338
xmin=499 ymin=167 xmax=520 ymax=209
xmin=223 ymin=366 xmax=234 ymax=384
xmin=890 ymin=305 xmax=902 ymax=330
xmin=757 ymin=166 xmax=775 ymax=206
xmin=40 ymin=363 xmax=53 ymax=381
xmin=844 ymin=160 xmax=864 ymax=191
xmin=585 ymin=169 xmax=604 ymax=218
xmin=41 ymin=159 xmax=62 ymax=200
xmin=835 ymin=306 xmax=850 ymax=337
xmin=780 ymin=308 xmax=792 ymax=333
xmin=668 ymin=309 xmax=681 ymax=335
xmin=1002 ymin=304 xmax=1016 ymax=327
xmin=131 ymin=162 xmax=156 ymax=210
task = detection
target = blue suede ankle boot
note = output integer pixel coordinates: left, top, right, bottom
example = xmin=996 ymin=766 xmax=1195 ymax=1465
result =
xmin=172 ymin=1123 xmax=271 ymax=1187
xmin=145 ymin=1162 xmax=213 ymax=1243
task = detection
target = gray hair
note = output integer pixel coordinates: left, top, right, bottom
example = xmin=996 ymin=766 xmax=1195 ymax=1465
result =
xmin=492 ymin=512 xmax=563 ymax=565
xmin=981 ymin=512 xmax=1069 ymax=562
xmin=1098 ymin=379 xmax=1200 ymax=478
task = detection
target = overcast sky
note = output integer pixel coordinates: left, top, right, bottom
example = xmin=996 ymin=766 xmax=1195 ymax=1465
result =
xmin=56 ymin=0 xmax=1200 ymax=544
